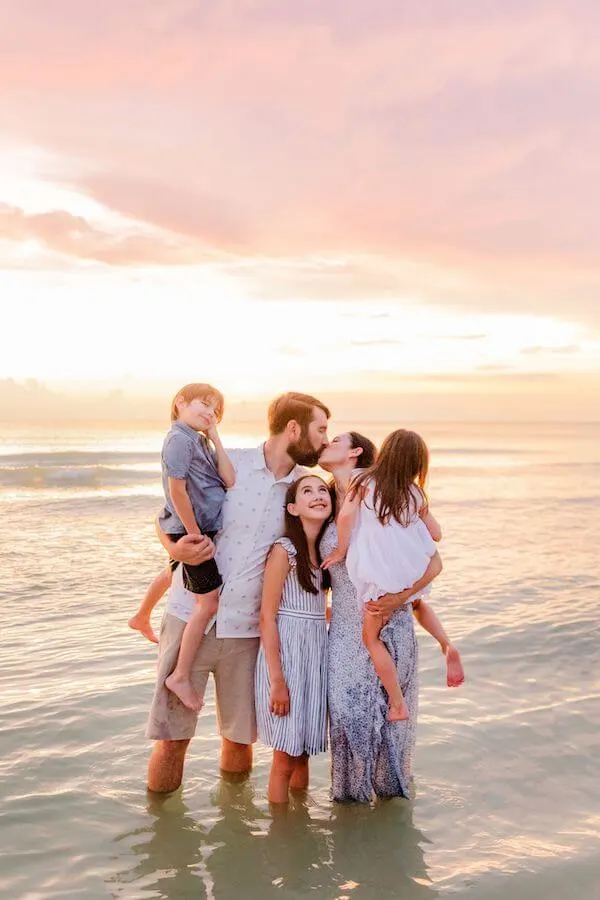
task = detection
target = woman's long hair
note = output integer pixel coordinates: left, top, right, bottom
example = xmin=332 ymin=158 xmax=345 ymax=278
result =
xmin=352 ymin=429 xmax=429 ymax=526
xmin=284 ymin=476 xmax=332 ymax=593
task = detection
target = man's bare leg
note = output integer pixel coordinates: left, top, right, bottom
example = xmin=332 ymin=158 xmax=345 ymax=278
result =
xmin=220 ymin=738 xmax=252 ymax=774
xmin=147 ymin=739 xmax=190 ymax=793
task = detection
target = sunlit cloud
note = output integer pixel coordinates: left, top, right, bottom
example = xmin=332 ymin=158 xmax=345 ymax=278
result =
xmin=1 ymin=1 xmax=599 ymax=419
xmin=0 ymin=203 xmax=207 ymax=266
xmin=521 ymin=345 xmax=580 ymax=356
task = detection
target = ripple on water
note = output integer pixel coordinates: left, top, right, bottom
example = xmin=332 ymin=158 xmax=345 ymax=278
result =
xmin=1 ymin=424 xmax=600 ymax=898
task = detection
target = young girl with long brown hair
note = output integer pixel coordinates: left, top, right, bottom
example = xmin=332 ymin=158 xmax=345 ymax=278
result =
xmin=323 ymin=429 xmax=461 ymax=721
xmin=255 ymin=474 xmax=332 ymax=804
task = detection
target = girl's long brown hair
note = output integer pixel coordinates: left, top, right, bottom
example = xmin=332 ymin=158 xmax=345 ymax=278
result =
xmin=284 ymin=476 xmax=332 ymax=593
xmin=351 ymin=429 xmax=429 ymax=526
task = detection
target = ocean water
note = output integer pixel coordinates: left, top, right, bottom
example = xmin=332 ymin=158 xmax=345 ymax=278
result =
xmin=1 ymin=420 xmax=599 ymax=899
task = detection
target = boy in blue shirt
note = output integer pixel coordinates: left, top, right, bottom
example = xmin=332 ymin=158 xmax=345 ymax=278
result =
xmin=129 ymin=383 xmax=235 ymax=712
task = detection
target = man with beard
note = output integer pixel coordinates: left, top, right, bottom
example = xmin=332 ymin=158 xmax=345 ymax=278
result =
xmin=146 ymin=392 xmax=330 ymax=792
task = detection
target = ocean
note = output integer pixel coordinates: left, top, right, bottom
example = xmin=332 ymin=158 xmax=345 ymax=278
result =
xmin=1 ymin=420 xmax=599 ymax=899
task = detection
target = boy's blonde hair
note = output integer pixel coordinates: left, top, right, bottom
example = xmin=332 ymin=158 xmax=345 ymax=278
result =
xmin=170 ymin=383 xmax=225 ymax=423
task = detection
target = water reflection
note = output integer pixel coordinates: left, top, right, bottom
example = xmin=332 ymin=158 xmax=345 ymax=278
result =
xmin=112 ymin=790 xmax=211 ymax=896
xmin=325 ymin=800 xmax=437 ymax=899
xmin=112 ymin=775 xmax=437 ymax=899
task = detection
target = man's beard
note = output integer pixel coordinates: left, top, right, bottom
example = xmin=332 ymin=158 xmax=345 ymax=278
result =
xmin=288 ymin=434 xmax=322 ymax=467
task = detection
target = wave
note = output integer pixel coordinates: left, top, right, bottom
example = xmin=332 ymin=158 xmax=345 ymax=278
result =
xmin=1 ymin=448 xmax=596 ymax=493
xmin=0 ymin=451 xmax=160 ymax=490
xmin=432 ymin=446 xmax=535 ymax=455
xmin=0 ymin=467 xmax=159 ymax=489
xmin=0 ymin=450 xmax=158 ymax=466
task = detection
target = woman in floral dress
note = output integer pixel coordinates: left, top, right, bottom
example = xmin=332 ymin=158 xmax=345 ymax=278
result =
xmin=319 ymin=432 xmax=443 ymax=802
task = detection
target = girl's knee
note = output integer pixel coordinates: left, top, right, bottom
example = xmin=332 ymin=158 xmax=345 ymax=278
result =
xmin=290 ymin=754 xmax=309 ymax=790
xmin=362 ymin=624 xmax=380 ymax=649
xmin=198 ymin=591 xmax=219 ymax=615
xmin=362 ymin=609 xmax=382 ymax=636
xmin=206 ymin=595 xmax=219 ymax=615
xmin=293 ymin=753 xmax=309 ymax=772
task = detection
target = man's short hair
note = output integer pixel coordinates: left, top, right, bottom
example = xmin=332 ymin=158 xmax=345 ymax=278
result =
xmin=267 ymin=392 xmax=331 ymax=436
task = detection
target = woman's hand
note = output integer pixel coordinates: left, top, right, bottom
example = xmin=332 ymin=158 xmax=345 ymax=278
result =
xmin=366 ymin=588 xmax=413 ymax=617
xmin=366 ymin=551 xmax=443 ymax=616
xmin=269 ymin=679 xmax=290 ymax=717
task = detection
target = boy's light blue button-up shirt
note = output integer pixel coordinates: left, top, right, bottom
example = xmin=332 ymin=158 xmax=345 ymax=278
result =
xmin=158 ymin=420 xmax=225 ymax=535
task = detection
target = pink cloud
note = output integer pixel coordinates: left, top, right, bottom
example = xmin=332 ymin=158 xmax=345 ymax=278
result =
xmin=0 ymin=203 xmax=204 ymax=266
xmin=1 ymin=1 xmax=599 ymax=323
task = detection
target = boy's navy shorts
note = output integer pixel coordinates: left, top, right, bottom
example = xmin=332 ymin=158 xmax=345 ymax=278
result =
xmin=168 ymin=531 xmax=222 ymax=595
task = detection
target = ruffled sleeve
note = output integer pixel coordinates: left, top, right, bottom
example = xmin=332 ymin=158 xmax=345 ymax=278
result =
xmin=273 ymin=536 xmax=297 ymax=568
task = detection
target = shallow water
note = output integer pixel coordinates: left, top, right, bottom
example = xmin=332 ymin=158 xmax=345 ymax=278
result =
xmin=2 ymin=421 xmax=599 ymax=898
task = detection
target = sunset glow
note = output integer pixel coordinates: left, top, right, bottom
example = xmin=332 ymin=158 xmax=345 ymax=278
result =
xmin=1 ymin=3 xmax=599 ymax=421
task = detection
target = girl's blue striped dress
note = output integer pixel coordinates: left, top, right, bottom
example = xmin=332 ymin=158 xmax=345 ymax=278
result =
xmin=255 ymin=537 xmax=328 ymax=757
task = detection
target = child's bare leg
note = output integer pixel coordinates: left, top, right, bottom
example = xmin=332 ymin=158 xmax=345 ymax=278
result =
xmin=268 ymin=750 xmax=297 ymax=804
xmin=412 ymin=599 xmax=465 ymax=687
xmin=165 ymin=589 xmax=219 ymax=711
xmin=128 ymin=567 xmax=172 ymax=643
xmin=362 ymin=609 xmax=409 ymax=721
xmin=290 ymin=753 xmax=310 ymax=792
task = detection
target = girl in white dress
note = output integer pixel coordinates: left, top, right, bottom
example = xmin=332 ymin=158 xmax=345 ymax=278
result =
xmin=323 ymin=429 xmax=459 ymax=721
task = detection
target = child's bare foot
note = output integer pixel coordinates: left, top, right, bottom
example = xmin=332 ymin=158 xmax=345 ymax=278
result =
xmin=165 ymin=673 xmax=203 ymax=712
xmin=128 ymin=614 xmax=158 ymax=644
xmin=446 ymin=644 xmax=465 ymax=687
xmin=387 ymin=701 xmax=410 ymax=722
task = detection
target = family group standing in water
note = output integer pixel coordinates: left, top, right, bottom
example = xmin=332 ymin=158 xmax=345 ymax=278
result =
xmin=129 ymin=388 xmax=464 ymax=804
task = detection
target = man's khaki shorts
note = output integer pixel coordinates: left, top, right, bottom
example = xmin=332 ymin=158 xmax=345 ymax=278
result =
xmin=146 ymin=613 xmax=259 ymax=744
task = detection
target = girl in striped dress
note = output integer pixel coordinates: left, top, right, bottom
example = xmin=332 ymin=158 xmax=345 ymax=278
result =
xmin=255 ymin=474 xmax=332 ymax=804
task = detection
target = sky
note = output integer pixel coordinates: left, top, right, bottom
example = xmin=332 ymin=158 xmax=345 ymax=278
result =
xmin=1 ymin=1 xmax=599 ymax=421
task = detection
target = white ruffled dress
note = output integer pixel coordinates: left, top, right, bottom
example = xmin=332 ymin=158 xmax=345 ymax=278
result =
xmin=346 ymin=482 xmax=437 ymax=605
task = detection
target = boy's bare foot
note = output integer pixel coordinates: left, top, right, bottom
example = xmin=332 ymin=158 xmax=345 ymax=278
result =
xmin=128 ymin=614 xmax=158 ymax=644
xmin=165 ymin=673 xmax=203 ymax=712
xmin=446 ymin=644 xmax=465 ymax=687
xmin=387 ymin=701 xmax=410 ymax=722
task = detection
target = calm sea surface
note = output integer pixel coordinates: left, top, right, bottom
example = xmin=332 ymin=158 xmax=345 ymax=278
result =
xmin=2 ymin=421 xmax=599 ymax=899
